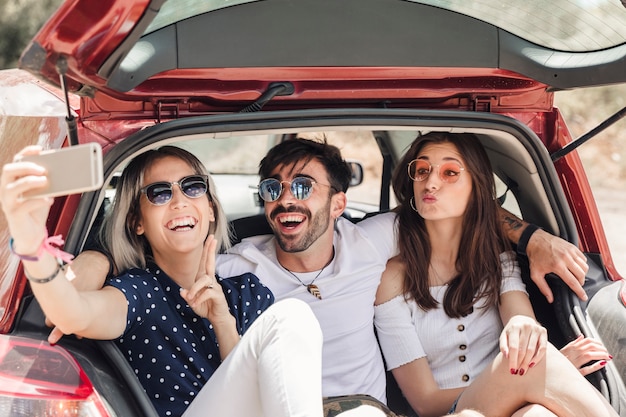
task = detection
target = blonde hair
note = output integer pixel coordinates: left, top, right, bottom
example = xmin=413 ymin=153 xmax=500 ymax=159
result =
xmin=100 ymin=146 xmax=231 ymax=273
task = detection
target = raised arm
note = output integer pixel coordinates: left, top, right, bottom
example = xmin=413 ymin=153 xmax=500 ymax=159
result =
xmin=498 ymin=207 xmax=589 ymax=302
xmin=44 ymin=250 xmax=112 ymax=343
xmin=23 ymin=265 xmax=128 ymax=339
xmin=0 ymin=146 xmax=128 ymax=340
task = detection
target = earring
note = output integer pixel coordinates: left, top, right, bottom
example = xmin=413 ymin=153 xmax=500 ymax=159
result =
xmin=410 ymin=197 xmax=419 ymax=213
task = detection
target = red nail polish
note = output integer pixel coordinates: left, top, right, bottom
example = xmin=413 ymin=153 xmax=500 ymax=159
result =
xmin=609 ymin=355 xmax=613 ymax=360
xmin=511 ymin=368 xmax=518 ymax=375
xmin=529 ymin=362 xmax=535 ymax=368
xmin=519 ymin=368 xmax=525 ymax=376
xmin=600 ymin=361 xmax=607 ymax=366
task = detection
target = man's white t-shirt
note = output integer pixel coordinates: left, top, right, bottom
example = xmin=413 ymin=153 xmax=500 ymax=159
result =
xmin=216 ymin=212 xmax=397 ymax=403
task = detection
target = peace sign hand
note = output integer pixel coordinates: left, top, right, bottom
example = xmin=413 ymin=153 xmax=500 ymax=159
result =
xmin=180 ymin=235 xmax=232 ymax=325
xmin=180 ymin=235 xmax=239 ymax=359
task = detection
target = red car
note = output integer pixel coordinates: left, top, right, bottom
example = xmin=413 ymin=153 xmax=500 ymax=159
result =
xmin=1 ymin=0 xmax=625 ymax=415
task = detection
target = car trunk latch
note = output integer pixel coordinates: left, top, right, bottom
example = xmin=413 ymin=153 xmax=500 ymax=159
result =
xmin=472 ymin=97 xmax=492 ymax=112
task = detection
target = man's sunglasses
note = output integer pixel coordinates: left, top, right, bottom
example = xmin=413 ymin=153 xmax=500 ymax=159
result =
xmin=408 ymin=159 xmax=465 ymax=184
xmin=258 ymin=177 xmax=333 ymax=202
xmin=140 ymin=175 xmax=209 ymax=206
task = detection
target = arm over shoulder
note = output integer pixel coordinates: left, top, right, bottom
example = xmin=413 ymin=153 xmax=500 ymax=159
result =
xmin=358 ymin=212 xmax=399 ymax=259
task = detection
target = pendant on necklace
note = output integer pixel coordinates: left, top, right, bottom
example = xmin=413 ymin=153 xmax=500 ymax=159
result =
xmin=307 ymin=284 xmax=322 ymax=300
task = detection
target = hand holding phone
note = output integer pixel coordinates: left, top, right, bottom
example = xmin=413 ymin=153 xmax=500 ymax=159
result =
xmin=17 ymin=143 xmax=104 ymax=199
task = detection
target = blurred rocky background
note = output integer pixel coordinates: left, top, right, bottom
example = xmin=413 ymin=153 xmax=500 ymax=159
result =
xmin=0 ymin=0 xmax=61 ymax=69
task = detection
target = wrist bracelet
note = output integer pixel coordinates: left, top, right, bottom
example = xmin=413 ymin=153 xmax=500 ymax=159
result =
xmin=516 ymin=223 xmax=540 ymax=257
xmin=9 ymin=234 xmax=74 ymax=264
xmin=9 ymin=237 xmax=41 ymax=261
xmin=23 ymin=260 xmax=64 ymax=284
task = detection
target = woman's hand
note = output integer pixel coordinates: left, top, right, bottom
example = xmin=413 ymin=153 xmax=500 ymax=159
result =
xmin=180 ymin=235 xmax=239 ymax=359
xmin=499 ymin=315 xmax=548 ymax=376
xmin=0 ymin=146 xmax=53 ymax=254
xmin=180 ymin=235 xmax=232 ymax=324
xmin=560 ymin=335 xmax=612 ymax=376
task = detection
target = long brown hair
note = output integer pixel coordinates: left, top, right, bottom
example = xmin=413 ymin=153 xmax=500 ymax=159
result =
xmin=391 ymin=132 xmax=509 ymax=318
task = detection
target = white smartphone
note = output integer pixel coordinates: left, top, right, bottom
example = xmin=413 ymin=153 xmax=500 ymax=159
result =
xmin=18 ymin=143 xmax=104 ymax=199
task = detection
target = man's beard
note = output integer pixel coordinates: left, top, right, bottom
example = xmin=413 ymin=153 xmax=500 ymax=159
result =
xmin=270 ymin=199 xmax=332 ymax=253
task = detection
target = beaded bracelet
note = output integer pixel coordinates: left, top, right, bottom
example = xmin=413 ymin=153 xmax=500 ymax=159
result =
xmin=516 ymin=223 xmax=540 ymax=257
xmin=23 ymin=260 xmax=64 ymax=284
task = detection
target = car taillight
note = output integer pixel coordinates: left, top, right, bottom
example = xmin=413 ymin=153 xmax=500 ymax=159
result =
xmin=0 ymin=335 xmax=113 ymax=416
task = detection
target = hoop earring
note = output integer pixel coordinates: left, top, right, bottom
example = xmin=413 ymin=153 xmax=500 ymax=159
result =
xmin=410 ymin=197 xmax=419 ymax=213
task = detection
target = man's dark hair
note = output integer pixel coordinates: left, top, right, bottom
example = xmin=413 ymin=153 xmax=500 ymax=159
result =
xmin=259 ymin=138 xmax=352 ymax=193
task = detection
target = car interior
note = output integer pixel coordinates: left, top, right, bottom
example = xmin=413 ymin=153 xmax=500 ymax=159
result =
xmin=55 ymin=121 xmax=621 ymax=415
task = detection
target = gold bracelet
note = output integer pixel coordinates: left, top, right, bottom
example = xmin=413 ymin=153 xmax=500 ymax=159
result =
xmin=24 ymin=260 xmax=64 ymax=284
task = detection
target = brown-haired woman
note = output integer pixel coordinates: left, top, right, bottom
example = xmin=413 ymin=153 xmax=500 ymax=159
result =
xmin=374 ymin=132 xmax=616 ymax=417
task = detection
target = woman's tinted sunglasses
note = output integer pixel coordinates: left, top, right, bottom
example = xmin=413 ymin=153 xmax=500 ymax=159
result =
xmin=408 ymin=159 xmax=465 ymax=183
xmin=141 ymin=175 xmax=209 ymax=205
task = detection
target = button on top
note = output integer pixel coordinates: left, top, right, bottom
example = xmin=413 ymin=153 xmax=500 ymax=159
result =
xmin=462 ymin=374 xmax=470 ymax=382
xmin=459 ymin=355 xmax=466 ymax=362
xmin=457 ymin=324 xmax=465 ymax=331
xmin=459 ymin=344 xmax=467 ymax=350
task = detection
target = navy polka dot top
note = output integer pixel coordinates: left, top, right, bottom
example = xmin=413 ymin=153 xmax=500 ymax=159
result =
xmin=106 ymin=262 xmax=274 ymax=417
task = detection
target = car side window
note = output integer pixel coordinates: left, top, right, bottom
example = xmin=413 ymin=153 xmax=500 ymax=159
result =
xmin=495 ymin=174 xmax=522 ymax=219
xmin=179 ymin=136 xmax=272 ymax=221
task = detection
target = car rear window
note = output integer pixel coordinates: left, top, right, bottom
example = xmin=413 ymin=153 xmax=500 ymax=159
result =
xmin=144 ymin=0 xmax=262 ymax=35
xmin=145 ymin=0 xmax=626 ymax=52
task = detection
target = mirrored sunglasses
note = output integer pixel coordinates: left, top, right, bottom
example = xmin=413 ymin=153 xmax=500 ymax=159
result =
xmin=141 ymin=175 xmax=209 ymax=205
xmin=408 ymin=159 xmax=465 ymax=183
xmin=258 ymin=177 xmax=332 ymax=202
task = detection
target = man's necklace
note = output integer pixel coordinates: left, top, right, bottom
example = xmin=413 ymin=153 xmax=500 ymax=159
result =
xmin=283 ymin=248 xmax=334 ymax=300
xmin=284 ymin=267 xmax=325 ymax=300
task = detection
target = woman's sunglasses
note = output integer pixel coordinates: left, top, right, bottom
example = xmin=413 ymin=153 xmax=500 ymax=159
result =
xmin=408 ymin=159 xmax=465 ymax=183
xmin=141 ymin=175 xmax=209 ymax=206
xmin=258 ymin=177 xmax=333 ymax=202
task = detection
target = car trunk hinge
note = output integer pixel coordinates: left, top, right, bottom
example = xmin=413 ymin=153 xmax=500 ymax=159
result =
xmin=55 ymin=55 xmax=79 ymax=146
xmin=551 ymin=105 xmax=626 ymax=162
xmin=472 ymin=97 xmax=492 ymax=112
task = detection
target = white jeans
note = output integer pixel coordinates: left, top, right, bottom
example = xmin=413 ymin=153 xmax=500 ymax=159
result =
xmin=183 ymin=298 xmax=324 ymax=417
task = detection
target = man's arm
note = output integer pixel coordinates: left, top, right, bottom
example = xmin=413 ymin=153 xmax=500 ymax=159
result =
xmin=499 ymin=207 xmax=589 ymax=303
xmin=64 ymin=249 xmax=113 ymax=289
